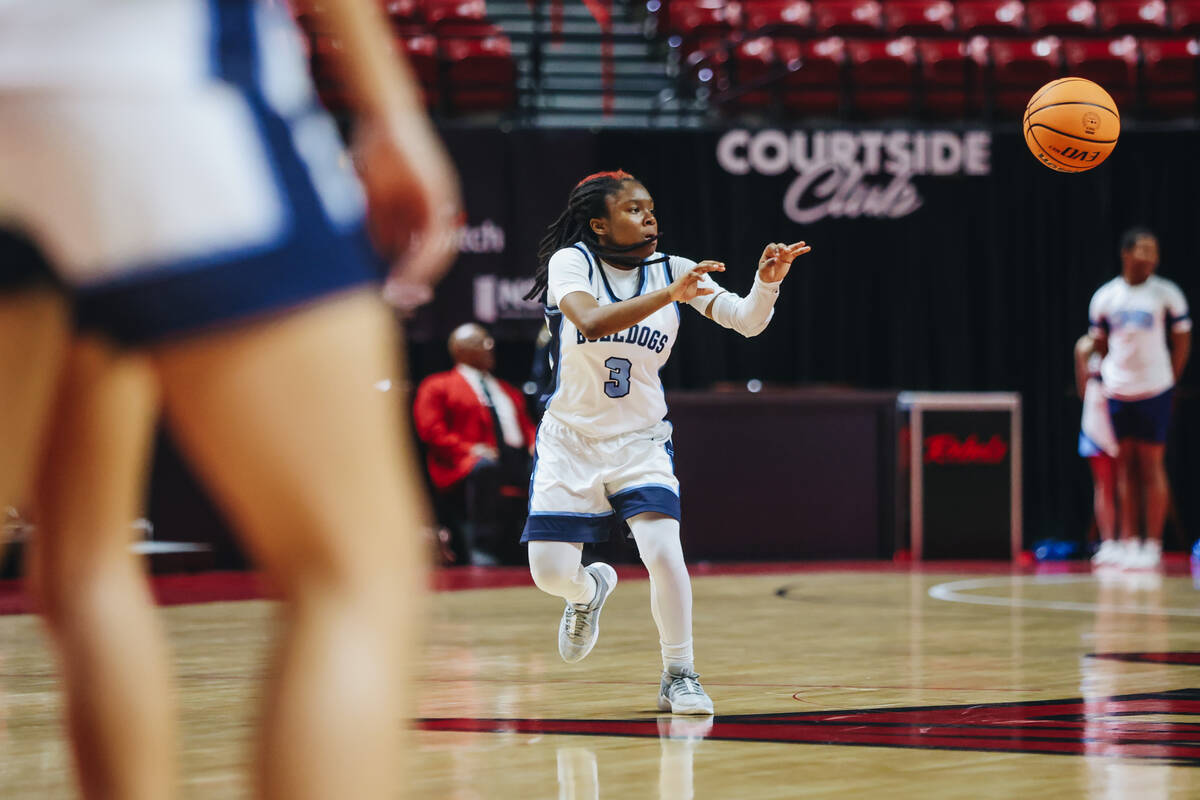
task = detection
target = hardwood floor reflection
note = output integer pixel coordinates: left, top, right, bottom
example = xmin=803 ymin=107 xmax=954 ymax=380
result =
xmin=3 ymin=564 xmax=1199 ymax=798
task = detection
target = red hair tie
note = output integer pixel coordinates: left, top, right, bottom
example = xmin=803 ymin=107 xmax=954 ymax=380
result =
xmin=574 ymin=170 xmax=634 ymax=189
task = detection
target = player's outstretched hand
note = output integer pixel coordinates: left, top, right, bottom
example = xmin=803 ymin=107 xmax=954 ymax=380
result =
xmin=669 ymin=261 xmax=724 ymax=303
xmin=355 ymin=115 xmax=464 ymax=313
xmin=757 ymin=241 xmax=811 ymax=283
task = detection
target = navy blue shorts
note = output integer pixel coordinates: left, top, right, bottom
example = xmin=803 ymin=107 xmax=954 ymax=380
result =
xmin=0 ymin=1 xmax=384 ymax=346
xmin=1106 ymin=388 xmax=1174 ymax=444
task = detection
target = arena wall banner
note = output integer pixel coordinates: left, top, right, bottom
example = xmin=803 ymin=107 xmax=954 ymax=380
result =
xmin=420 ymin=125 xmax=1200 ymax=552
xmin=124 ymin=126 xmax=1198 ymax=565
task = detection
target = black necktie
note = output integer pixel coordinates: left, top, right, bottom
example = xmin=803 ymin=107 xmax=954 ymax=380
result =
xmin=479 ymin=376 xmax=528 ymax=478
xmin=478 ymin=378 xmax=509 ymax=452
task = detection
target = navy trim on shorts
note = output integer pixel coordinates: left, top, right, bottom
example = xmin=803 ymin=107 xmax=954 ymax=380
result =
xmin=72 ymin=1 xmax=383 ymax=345
xmin=608 ymin=484 xmax=681 ymax=521
xmin=521 ymin=513 xmax=615 ymax=543
xmin=1106 ymin=387 xmax=1174 ymax=444
xmin=0 ymin=229 xmax=58 ymax=292
xmin=74 ymin=227 xmax=381 ymax=345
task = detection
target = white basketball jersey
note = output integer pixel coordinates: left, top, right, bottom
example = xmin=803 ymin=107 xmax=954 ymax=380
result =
xmin=543 ymin=244 xmax=685 ymax=438
xmin=1088 ymin=274 xmax=1191 ymax=400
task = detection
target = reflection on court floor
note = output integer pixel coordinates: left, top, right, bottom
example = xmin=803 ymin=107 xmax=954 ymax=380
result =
xmin=3 ymin=562 xmax=1200 ymax=798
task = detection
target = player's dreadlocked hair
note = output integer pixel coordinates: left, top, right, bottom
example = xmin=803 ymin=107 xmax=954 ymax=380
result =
xmin=525 ymin=170 xmax=657 ymax=302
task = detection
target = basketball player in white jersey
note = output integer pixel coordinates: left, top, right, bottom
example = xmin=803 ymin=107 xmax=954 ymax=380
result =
xmin=1074 ymin=335 xmax=1120 ymax=567
xmin=520 ymin=170 xmax=810 ymax=715
xmin=0 ymin=1 xmax=459 ymax=797
xmin=1087 ymin=227 xmax=1191 ymax=570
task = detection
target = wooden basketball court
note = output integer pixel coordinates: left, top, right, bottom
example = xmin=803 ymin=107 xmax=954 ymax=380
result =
xmin=3 ymin=561 xmax=1199 ymax=797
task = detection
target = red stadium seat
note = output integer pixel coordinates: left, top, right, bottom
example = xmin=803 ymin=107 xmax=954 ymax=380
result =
xmin=1061 ymin=35 xmax=1140 ymax=107
xmin=775 ymin=36 xmax=847 ymax=114
xmin=957 ymin=0 xmax=1027 ymax=34
xmin=918 ymin=37 xmax=983 ymax=116
xmin=668 ymin=0 xmax=744 ymax=39
xmin=1169 ymin=0 xmax=1200 ymax=34
xmin=721 ymin=36 xmax=781 ymax=107
xmin=987 ymin=36 xmax=1065 ymax=113
xmin=742 ymin=0 xmax=815 ymax=34
xmin=1140 ymin=36 xmax=1200 ymax=113
xmin=812 ymin=0 xmax=885 ymax=35
xmin=846 ymin=37 xmax=919 ymax=115
xmin=956 ymin=0 xmax=1027 ymax=35
xmin=441 ymin=27 xmax=516 ymax=112
xmin=400 ymin=34 xmax=439 ymax=107
xmin=383 ymin=0 xmax=424 ymax=26
xmin=882 ymin=0 xmax=956 ymax=35
xmin=1095 ymin=0 xmax=1168 ymax=32
xmin=1026 ymin=0 xmax=1098 ymax=34
xmin=425 ymin=0 xmax=488 ymax=27
xmin=684 ymin=35 xmax=732 ymax=81
xmin=684 ymin=34 xmax=733 ymax=77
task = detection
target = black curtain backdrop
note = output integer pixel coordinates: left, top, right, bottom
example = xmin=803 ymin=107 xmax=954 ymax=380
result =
xmin=412 ymin=125 xmax=1200 ymax=551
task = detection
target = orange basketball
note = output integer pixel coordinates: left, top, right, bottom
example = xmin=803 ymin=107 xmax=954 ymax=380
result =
xmin=1023 ymin=77 xmax=1120 ymax=173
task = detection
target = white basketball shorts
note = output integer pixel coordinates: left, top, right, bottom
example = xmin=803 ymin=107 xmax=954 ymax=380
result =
xmin=521 ymin=415 xmax=681 ymax=543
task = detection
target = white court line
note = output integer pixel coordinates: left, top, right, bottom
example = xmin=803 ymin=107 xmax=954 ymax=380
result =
xmin=928 ymin=574 xmax=1200 ymax=617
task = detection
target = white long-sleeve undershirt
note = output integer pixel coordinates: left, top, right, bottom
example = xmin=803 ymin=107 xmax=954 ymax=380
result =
xmin=701 ymin=273 xmax=781 ymax=337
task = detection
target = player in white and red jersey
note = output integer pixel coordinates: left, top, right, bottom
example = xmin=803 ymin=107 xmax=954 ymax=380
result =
xmin=1075 ymin=337 xmax=1120 ymax=567
xmin=519 ymin=170 xmax=810 ymax=715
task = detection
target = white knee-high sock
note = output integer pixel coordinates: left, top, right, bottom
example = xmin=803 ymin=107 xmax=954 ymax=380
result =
xmin=629 ymin=512 xmax=695 ymax=672
xmin=648 ymin=574 xmax=664 ymax=636
xmin=528 ymin=541 xmax=595 ymax=605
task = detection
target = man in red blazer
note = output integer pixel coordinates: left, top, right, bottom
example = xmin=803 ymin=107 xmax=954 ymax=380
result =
xmin=414 ymin=323 xmax=536 ymax=565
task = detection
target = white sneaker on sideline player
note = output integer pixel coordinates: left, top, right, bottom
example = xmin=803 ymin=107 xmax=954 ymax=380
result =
xmin=558 ymin=563 xmax=617 ymax=663
xmin=1122 ymin=538 xmax=1162 ymax=571
xmin=1091 ymin=539 xmax=1123 ymax=568
xmin=1110 ymin=538 xmax=1138 ymax=569
xmin=657 ymin=666 xmax=715 ymax=715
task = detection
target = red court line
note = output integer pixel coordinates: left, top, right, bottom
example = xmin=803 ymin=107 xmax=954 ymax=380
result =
xmin=0 ymin=559 xmax=1191 ymax=615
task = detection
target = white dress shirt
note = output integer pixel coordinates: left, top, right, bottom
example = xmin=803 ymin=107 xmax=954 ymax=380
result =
xmin=456 ymin=364 xmax=525 ymax=448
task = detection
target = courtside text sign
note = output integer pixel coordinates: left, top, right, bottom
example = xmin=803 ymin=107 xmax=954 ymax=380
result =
xmin=716 ymin=129 xmax=992 ymax=223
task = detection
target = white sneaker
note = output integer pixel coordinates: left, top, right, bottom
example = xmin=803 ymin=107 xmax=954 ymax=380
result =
xmin=657 ymin=667 xmax=715 ymax=715
xmin=1111 ymin=539 xmax=1138 ymax=569
xmin=1091 ymin=539 xmax=1123 ymax=567
xmin=557 ymin=563 xmax=617 ymax=663
xmin=1122 ymin=539 xmax=1162 ymax=571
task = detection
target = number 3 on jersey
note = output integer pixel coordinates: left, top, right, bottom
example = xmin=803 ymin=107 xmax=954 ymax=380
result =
xmin=604 ymin=356 xmax=632 ymax=398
